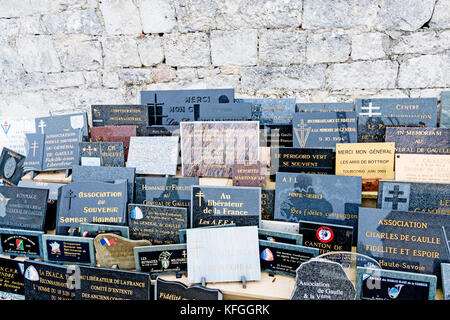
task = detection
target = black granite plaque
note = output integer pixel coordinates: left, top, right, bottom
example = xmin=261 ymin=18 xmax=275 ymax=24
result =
xmin=261 ymin=189 xmax=275 ymax=220
xmin=0 ymin=186 xmax=49 ymax=231
xmin=128 ymin=204 xmax=187 ymax=245
xmin=43 ymin=235 xmax=95 ymax=266
xmin=0 ymin=228 xmax=44 ymax=258
xmin=135 ymin=244 xmax=187 ymax=278
xmin=259 ymin=240 xmax=319 ymax=276
xmin=0 ymin=257 xmax=25 ymax=300
xmin=378 ymin=181 xmax=449 ymax=214
xmin=155 ymin=278 xmax=222 ymax=300
xmin=197 ymin=103 xmax=254 ymax=121
xmin=79 ymin=142 xmax=125 ymax=167
xmin=91 ymin=105 xmax=149 ymax=136
xmin=296 ymin=102 xmax=354 ymax=112
xmin=141 ymin=89 xmax=234 ymax=125
xmin=56 ymin=180 xmax=128 ymax=236
xmin=191 ymin=185 xmax=261 ymax=228
xmin=0 ymin=147 xmax=25 ymax=186
xmin=270 ymin=147 xmax=334 ymax=178
xmin=71 ymin=165 xmax=135 ymax=203
xmin=299 ymin=221 xmax=353 ymax=254
xmin=358 ymin=208 xmax=450 ymax=276
xmin=385 ymin=127 xmax=450 ymax=154
xmin=76 ymin=265 xmax=150 ymax=300
xmin=260 ymin=124 xmax=293 ymax=147
xmin=35 ymin=113 xmax=89 ymax=140
xmin=146 ymin=125 xmax=180 ymax=136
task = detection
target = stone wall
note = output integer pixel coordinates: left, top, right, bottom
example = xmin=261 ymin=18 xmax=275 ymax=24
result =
xmin=1 ymin=0 xmax=449 ymax=120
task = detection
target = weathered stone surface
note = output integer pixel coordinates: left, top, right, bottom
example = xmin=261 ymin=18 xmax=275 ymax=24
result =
xmin=378 ymin=0 xmax=436 ymax=31
xmin=42 ymin=9 xmax=102 ymax=35
xmin=216 ymin=0 xmax=302 ymax=29
xmin=83 ymin=71 xmax=102 ymax=88
xmin=398 ymin=54 xmax=450 ymax=88
xmin=163 ymin=33 xmax=210 ymax=67
xmin=259 ymin=30 xmax=306 ymax=66
xmin=102 ymin=71 xmax=120 ymax=88
xmin=206 ymin=74 xmax=240 ymax=89
xmin=100 ymin=0 xmax=142 ymax=35
xmin=176 ymin=68 xmax=197 ymax=80
xmin=303 ymin=0 xmax=378 ymax=29
xmin=119 ymin=69 xmax=152 ymax=85
xmin=16 ymin=36 xmax=61 ymax=73
xmin=430 ymin=0 xmax=450 ymax=29
xmin=211 ymin=30 xmax=257 ymax=66
xmin=0 ymin=92 xmax=46 ymax=118
xmin=139 ymin=0 xmax=177 ymax=33
xmin=47 ymin=72 xmax=85 ymax=88
xmin=306 ymin=32 xmax=350 ymax=64
xmin=0 ymin=19 xmax=19 ymax=36
xmin=137 ymin=36 xmax=164 ymax=67
xmin=241 ymin=65 xmax=326 ymax=90
xmin=351 ymin=33 xmax=386 ymax=60
xmin=0 ymin=0 xmax=54 ymax=18
xmin=102 ymin=36 xmax=141 ymax=68
xmin=388 ymin=31 xmax=450 ymax=55
xmin=151 ymin=66 xmax=177 ymax=83
xmin=329 ymin=60 xmax=398 ymax=90
xmin=177 ymin=0 xmax=217 ymax=32
xmin=18 ymin=16 xmax=43 ymax=34
xmin=54 ymin=36 xmax=102 ymax=71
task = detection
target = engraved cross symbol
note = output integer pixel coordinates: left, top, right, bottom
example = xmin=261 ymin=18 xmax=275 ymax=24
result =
xmin=195 ymin=191 xmax=205 ymax=207
xmin=182 ymin=250 xmax=187 ymax=258
xmin=190 ymin=240 xmax=203 ymax=257
xmin=293 ymin=119 xmax=311 ymax=148
xmin=31 ymin=141 xmax=39 ymax=157
xmin=38 ymin=120 xmax=47 ymax=134
xmin=65 ymin=189 xmax=77 ymax=210
xmin=384 ymin=185 xmax=407 ymax=210
xmin=148 ymin=93 xmax=165 ymax=125
xmin=359 ymin=102 xmax=382 ymax=117
xmin=85 ymin=145 xmax=97 ymax=157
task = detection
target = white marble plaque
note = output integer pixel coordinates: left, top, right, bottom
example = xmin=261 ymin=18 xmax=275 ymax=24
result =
xmin=395 ymin=154 xmax=450 ymax=183
xmin=0 ymin=118 xmax=36 ymax=155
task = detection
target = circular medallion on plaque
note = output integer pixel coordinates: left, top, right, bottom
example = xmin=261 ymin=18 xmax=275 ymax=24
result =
xmin=3 ymin=157 xmax=17 ymax=179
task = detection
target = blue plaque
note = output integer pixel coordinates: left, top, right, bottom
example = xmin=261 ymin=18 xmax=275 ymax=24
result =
xmin=35 ymin=113 xmax=88 ymax=140
xmin=236 ymin=98 xmax=296 ymax=124
xmin=42 ymin=234 xmax=95 ymax=266
xmin=292 ymin=112 xmax=357 ymax=148
xmin=385 ymin=127 xmax=450 ymax=154
xmin=296 ymin=102 xmax=354 ymax=112
xmin=441 ymin=91 xmax=450 ymax=128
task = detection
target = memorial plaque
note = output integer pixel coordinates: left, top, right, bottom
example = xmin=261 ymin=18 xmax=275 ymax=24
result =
xmin=0 ymin=257 xmax=25 ymax=300
xmin=76 ymin=265 xmax=150 ymax=300
xmin=91 ymin=105 xmax=149 ymax=136
xmin=42 ymin=234 xmax=95 ymax=266
xmin=155 ymin=278 xmax=222 ymax=300
xmin=0 ymin=147 xmax=25 ymax=186
xmin=261 ymin=189 xmax=275 ymax=220
xmin=0 ymin=186 xmax=49 ymax=231
xmin=187 ymin=226 xmax=261 ymax=284
xmin=23 ymin=129 xmax=82 ymax=172
xmin=270 ymin=147 xmax=334 ymax=178
xmin=178 ymin=224 xmax=236 ymax=244
xmin=128 ymin=204 xmax=187 ymax=244
xmin=134 ymin=244 xmax=187 ymax=278
xmin=80 ymin=223 xmax=130 ymax=239
xmin=260 ymin=124 xmax=293 ymax=147
xmin=0 ymin=228 xmax=44 ymax=258
xmin=232 ymin=161 xmax=266 ymax=187
xmin=356 ymin=98 xmax=438 ymax=142
xmin=135 ymin=177 xmax=198 ymax=213
xmin=336 ymin=142 xmax=395 ymax=191
xmin=442 ymin=263 xmax=450 ymax=300
xmin=141 ymin=89 xmax=234 ymax=125
xmin=291 ymin=259 xmax=356 ymax=300
xmin=180 ymin=121 xmax=259 ymax=178
xmin=441 ymin=91 xmax=450 ymax=128
xmin=274 ymin=172 xmax=361 ymax=238
xmin=90 ymin=125 xmax=136 ymax=160
xmin=35 ymin=113 xmax=88 ymax=140
xmin=378 ymin=181 xmax=449 ymax=214
xmin=292 ymin=112 xmax=357 ymax=148
xmin=23 ymin=260 xmax=75 ymax=300
xmin=395 ymin=154 xmax=450 ymax=183
xmin=56 ymin=180 xmax=128 ymax=236
xmin=0 ymin=117 xmax=35 ymax=155
xmin=127 ymin=136 xmax=179 ymax=175
xmin=71 ymin=165 xmax=135 ymax=203
xmin=197 ymin=103 xmax=254 ymax=121
xmin=356 ymin=267 xmax=437 ymax=300
xmin=385 ymin=127 xmax=450 ymax=154
xmin=146 ymin=125 xmax=180 ymax=136
xmin=236 ymin=98 xmax=296 ymax=124
xmin=261 ymin=220 xmax=299 ymax=234
xmin=79 ymin=142 xmax=125 ymax=167
xmin=258 ymin=229 xmax=303 ymax=245
xmin=357 ymin=207 xmax=450 ymax=276
xmin=259 ymin=240 xmax=319 ymax=276
xmin=191 ymin=185 xmax=261 ymax=228
xmin=295 ymin=102 xmax=354 ymax=113
xmin=94 ymin=233 xmax=151 ymax=270
xmin=299 ymin=221 xmax=353 ymax=254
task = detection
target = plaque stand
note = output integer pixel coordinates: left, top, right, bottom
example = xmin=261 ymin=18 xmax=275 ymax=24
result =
xmin=200 ymin=276 xmax=247 ymax=289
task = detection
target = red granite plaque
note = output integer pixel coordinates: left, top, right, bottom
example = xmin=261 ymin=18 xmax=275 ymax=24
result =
xmin=90 ymin=125 xmax=136 ymax=160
